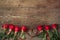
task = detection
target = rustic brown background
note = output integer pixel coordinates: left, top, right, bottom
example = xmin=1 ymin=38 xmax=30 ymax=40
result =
xmin=0 ymin=0 xmax=60 ymax=40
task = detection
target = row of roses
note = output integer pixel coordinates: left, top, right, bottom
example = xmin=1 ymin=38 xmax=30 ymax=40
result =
xmin=1 ymin=23 xmax=59 ymax=40
xmin=2 ymin=24 xmax=57 ymax=32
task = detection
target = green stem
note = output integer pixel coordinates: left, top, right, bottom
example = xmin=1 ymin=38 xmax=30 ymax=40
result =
xmin=13 ymin=35 xmax=16 ymax=40
xmin=54 ymin=29 xmax=59 ymax=37
xmin=47 ymin=30 xmax=53 ymax=39
xmin=13 ymin=33 xmax=17 ymax=40
xmin=43 ymin=33 xmax=46 ymax=40
xmin=1 ymin=33 xmax=10 ymax=40
xmin=20 ymin=31 xmax=25 ymax=39
xmin=13 ymin=36 xmax=16 ymax=40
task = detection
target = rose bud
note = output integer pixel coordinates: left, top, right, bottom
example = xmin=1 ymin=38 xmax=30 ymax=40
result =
xmin=37 ymin=25 xmax=43 ymax=34
xmin=52 ymin=24 xmax=57 ymax=29
xmin=45 ymin=25 xmax=50 ymax=31
xmin=1 ymin=24 xmax=9 ymax=40
xmin=45 ymin=25 xmax=53 ymax=39
xmin=9 ymin=24 xmax=14 ymax=31
xmin=12 ymin=26 xmax=20 ymax=40
xmin=37 ymin=25 xmax=42 ymax=31
xmin=52 ymin=24 xmax=59 ymax=37
xmin=7 ymin=24 xmax=14 ymax=35
xmin=20 ymin=26 xmax=28 ymax=39
xmin=14 ymin=26 xmax=19 ymax=35
xmin=2 ymin=24 xmax=9 ymax=30
xmin=20 ymin=26 xmax=27 ymax=32
xmin=35 ymin=25 xmax=43 ymax=38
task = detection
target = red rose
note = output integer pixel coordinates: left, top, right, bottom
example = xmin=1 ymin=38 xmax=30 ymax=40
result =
xmin=6 ymin=24 xmax=15 ymax=35
xmin=52 ymin=24 xmax=57 ymax=29
xmin=2 ymin=24 xmax=9 ymax=29
xmin=20 ymin=26 xmax=27 ymax=39
xmin=21 ymin=26 xmax=27 ymax=32
xmin=45 ymin=25 xmax=50 ymax=30
xmin=9 ymin=24 xmax=14 ymax=31
xmin=37 ymin=25 xmax=42 ymax=31
xmin=14 ymin=26 xmax=19 ymax=33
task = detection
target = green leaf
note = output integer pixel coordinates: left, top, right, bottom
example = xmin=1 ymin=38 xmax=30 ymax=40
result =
xmin=51 ymin=32 xmax=59 ymax=40
xmin=0 ymin=32 xmax=7 ymax=40
xmin=0 ymin=33 xmax=4 ymax=40
xmin=0 ymin=33 xmax=4 ymax=37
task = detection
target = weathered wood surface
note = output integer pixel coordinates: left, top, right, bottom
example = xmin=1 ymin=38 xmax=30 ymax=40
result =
xmin=0 ymin=0 xmax=60 ymax=40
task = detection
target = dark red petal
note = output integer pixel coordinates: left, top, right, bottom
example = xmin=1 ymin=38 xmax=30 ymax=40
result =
xmin=37 ymin=25 xmax=42 ymax=31
xmin=2 ymin=24 xmax=9 ymax=29
xmin=45 ymin=25 xmax=50 ymax=30
xmin=21 ymin=26 xmax=27 ymax=32
xmin=9 ymin=24 xmax=14 ymax=30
